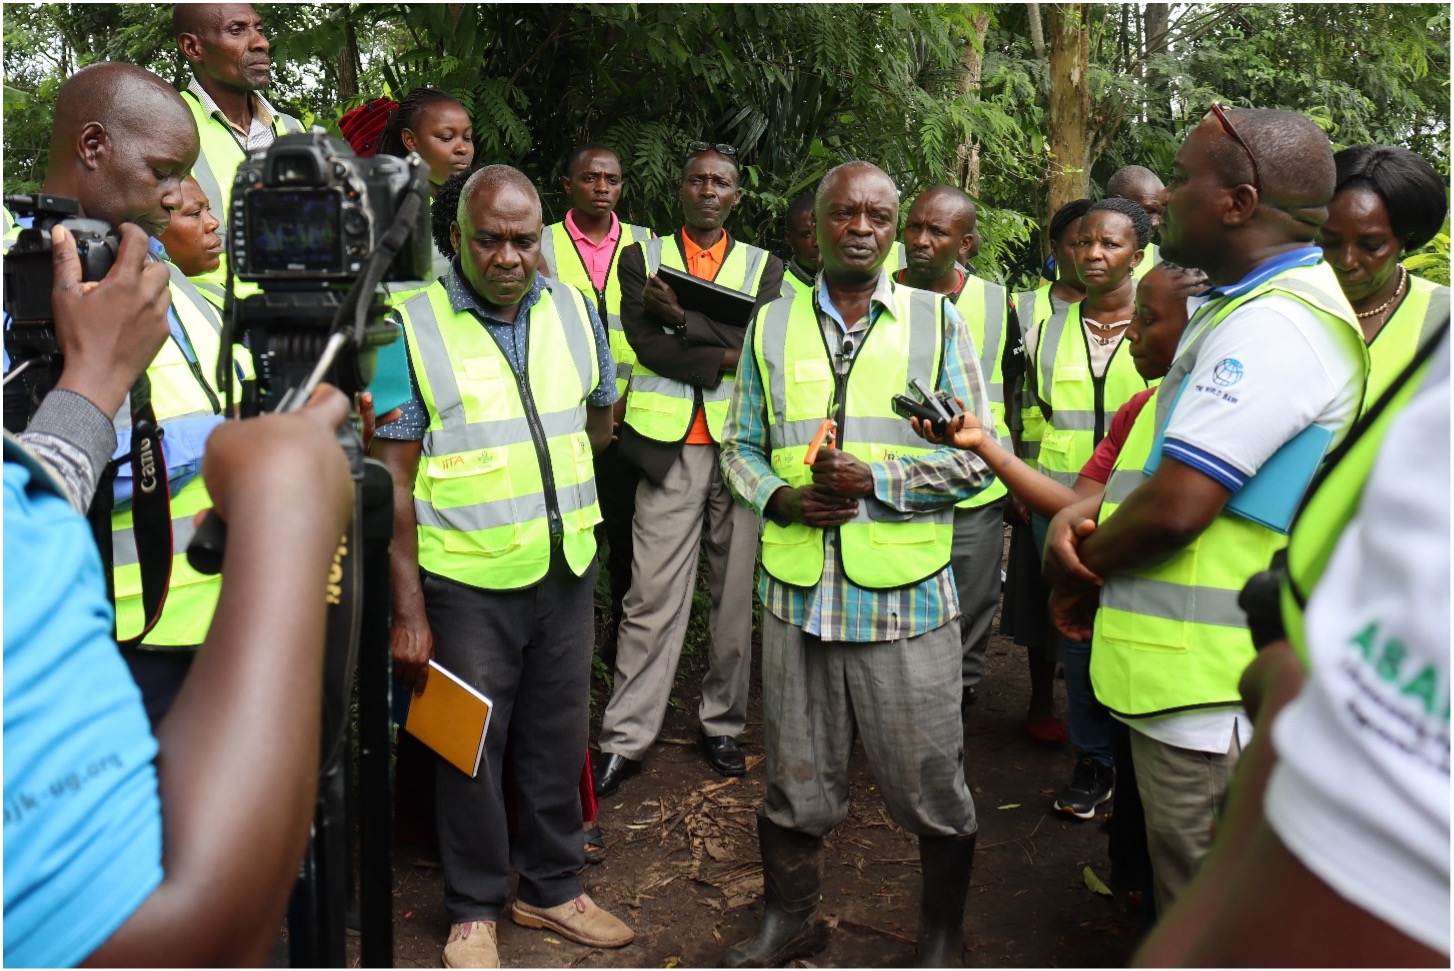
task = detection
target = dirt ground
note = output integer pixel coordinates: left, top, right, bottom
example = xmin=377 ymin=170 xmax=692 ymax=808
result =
xmin=370 ymin=595 xmax=1147 ymax=968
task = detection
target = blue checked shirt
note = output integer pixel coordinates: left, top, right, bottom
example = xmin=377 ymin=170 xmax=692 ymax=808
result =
xmin=720 ymin=269 xmax=996 ymax=643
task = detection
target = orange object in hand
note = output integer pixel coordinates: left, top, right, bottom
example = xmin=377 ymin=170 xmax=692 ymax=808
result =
xmin=804 ymin=418 xmax=837 ymax=464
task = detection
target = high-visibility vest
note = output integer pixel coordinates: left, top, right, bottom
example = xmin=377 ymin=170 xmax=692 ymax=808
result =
xmin=540 ymin=218 xmax=654 ymax=396
xmin=950 ymin=274 xmax=1009 ymax=507
xmin=180 ymin=89 xmax=304 ymax=292
xmin=623 ymin=234 xmax=770 ymax=443
xmin=781 ymin=261 xmax=815 ymax=299
xmin=397 ymin=281 xmax=602 ymax=590
xmin=1090 ymin=261 xmax=1367 ymax=717
xmin=752 ymin=285 xmax=955 ymax=589
xmin=1033 ymin=300 xmax=1150 ymax=487
xmin=1365 ymin=273 xmax=1448 ymax=406
xmin=1281 ymin=319 xmax=1447 ymax=664
xmin=1131 ymin=242 xmax=1161 ymax=281
xmin=112 ymin=266 xmax=232 ymax=646
xmin=1013 ymin=284 xmax=1055 ymax=470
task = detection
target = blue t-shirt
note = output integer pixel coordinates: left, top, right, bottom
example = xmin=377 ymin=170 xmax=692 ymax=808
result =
xmin=3 ymin=445 xmax=164 ymax=967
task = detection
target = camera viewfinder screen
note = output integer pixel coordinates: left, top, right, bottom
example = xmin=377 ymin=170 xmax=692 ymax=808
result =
xmin=246 ymin=189 xmax=343 ymax=273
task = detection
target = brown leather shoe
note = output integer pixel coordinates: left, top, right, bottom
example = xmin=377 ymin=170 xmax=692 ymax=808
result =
xmin=442 ymin=919 xmax=499 ymax=968
xmin=511 ymin=892 xmax=634 ymax=948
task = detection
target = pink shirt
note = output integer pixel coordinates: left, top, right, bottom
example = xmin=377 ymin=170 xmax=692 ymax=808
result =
xmin=564 ymin=209 xmax=621 ymax=292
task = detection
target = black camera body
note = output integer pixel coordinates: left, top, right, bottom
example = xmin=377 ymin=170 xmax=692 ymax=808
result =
xmin=2 ymin=194 xmax=120 ymax=432
xmin=230 ymin=132 xmax=429 ymax=286
xmin=226 ymin=133 xmax=429 ymax=414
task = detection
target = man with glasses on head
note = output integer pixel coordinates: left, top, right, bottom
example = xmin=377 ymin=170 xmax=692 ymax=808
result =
xmin=1042 ymin=105 xmax=1368 ymax=911
xmin=592 ymin=142 xmax=783 ymax=797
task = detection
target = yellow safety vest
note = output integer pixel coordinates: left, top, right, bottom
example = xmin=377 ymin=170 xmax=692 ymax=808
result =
xmin=1034 ymin=300 xmax=1151 ymax=487
xmin=753 ymin=284 xmax=955 ymax=589
xmin=1281 ymin=320 xmax=1447 ymax=664
xmin=180 ymin=89 xmax=304 ymax=293
xmin=950 ymin=274 xmax=1010 ymax=507
xmin=780 ymin=262 xmax=815 ymax=299
xmin=623 ymin=234 xmax=770 ymax=442
xmin=113 ymin=266 xmax=234 ymax=646
xmin=1090 ymin=261 xmax=1368 ymax=717
xmin=398 ymin=280 xmax=602 ymax=590
xmin=540 ymin=218 xmax=654 ymax=396
xmin=1365 ymin=273 xmax=1448 ymax=406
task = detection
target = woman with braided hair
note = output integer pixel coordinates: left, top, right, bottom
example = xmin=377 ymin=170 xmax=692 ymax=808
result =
xmin=340 ymin=87 xmax=474 ymax=196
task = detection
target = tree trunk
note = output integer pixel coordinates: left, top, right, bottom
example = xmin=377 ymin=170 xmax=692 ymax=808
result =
xmin=954 ymin=10 xmax=991 ymax=196
xmin=1027 ymin=3 xmax=1046 ymax=61
xmin=1143 ymin=2 xmax=1172 ymax=105
xmin=337 ymin=12 xmax=360 ymax=101
xmin=1045 ymin=3 xmax=1091 ymax=238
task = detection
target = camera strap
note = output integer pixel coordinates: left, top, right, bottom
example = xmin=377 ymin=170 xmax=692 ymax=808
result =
xmin=91 ymin=374 xmax=175 ymax=647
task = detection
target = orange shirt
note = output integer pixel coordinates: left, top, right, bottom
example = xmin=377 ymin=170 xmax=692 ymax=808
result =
xmin=679 ymin=231 xmax=729 ymax=444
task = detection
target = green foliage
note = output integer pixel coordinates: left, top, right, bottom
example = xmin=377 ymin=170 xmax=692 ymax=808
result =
xmin=3 ymin=2 xmax=1447 ymax=290
xmin=1404 ymin=223 xmax=1451 ymax=287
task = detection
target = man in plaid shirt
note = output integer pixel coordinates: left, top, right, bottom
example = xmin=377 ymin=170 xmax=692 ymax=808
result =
xmin=719 ymin=161 xmax=994 ymax=968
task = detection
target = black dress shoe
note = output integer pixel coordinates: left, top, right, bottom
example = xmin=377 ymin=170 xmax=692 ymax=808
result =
xmin=700 ymin=731 xmax=746 ymax=776
xmin=592 ymin=751 xmax=641 ymax=798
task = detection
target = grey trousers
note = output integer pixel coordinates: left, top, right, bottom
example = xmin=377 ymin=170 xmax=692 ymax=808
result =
xmin=759 ymin=610 xmax=978 ymax=838
xmin=424 ymin=554 xmax=595 ymax=922
xmin=1130 ymin=728 xmax=1243 ymax=912
xmin=951 ymin=499 xmax=1007 ymax=689
xmin=597 ymin=444 xmax=757 ymax=758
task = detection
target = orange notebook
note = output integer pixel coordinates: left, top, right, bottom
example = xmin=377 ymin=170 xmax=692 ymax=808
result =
xmin=404 ymin=660 xmax=493 ymax=777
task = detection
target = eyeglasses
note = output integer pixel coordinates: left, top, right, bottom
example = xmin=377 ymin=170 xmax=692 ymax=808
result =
xmin=686 ymin=141 xmax=737 ymax=158
xmin=1206 ymin=101 xmax=1261 ymax=194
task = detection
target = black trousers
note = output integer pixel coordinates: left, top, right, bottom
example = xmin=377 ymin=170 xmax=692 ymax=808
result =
xmin=424 ymin=553 xmax=597 ymax=922
xmin=593 ymin=439 xmax=640 ymax=628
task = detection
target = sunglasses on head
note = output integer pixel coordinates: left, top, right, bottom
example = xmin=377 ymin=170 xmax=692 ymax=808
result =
xmin=686 ymin=141 xmax=738 ymax=158
xmin=1206 ymin=101 xmax=1261 ymax=194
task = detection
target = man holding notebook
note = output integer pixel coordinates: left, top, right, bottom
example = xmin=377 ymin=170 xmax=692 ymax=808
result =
xmin=592 ymin=142 xmax=783 ymax=797
xmin=372 ymin=165 xmax=633 ymax=967
xmin=1041 ymin=107 xmax=1369 ymax=912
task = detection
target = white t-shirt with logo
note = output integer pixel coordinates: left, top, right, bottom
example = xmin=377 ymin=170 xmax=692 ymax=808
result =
xmin=1264 ymin=335 xmax=1449 ymax=954
xmin=1122 ymin=292 xmax=1365 ymax=755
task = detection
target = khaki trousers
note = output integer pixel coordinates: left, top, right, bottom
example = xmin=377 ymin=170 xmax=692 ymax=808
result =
xmin=597 ymin=444 xmax=757 ymax=759
xmin=1130 ymin=728 xmax=1243 ymax=911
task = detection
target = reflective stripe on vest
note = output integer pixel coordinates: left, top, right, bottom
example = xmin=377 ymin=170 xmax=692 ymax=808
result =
xmin=1282 ymin=322 xmax=1447 ymax=663
xmin=754 ymin=286 xmax=953 ymax=589
xmin=398 ymin=281 xmax=601 ymax=590
xmin=541 ymin=220 xmax=654 ymax=395
xmin=623 ymin=235 xmax=770 ymax=442
xmin=113 ymin=271 xmax=232 ymax=647
xmin=1366 ymin=274 xmax=1448 ymax=406
xmin=1034 ymin=300 xmax=1150 ymax=486
xmin=181 ymin=90 xmax=303 ymax=292
xmin=951 ymin=275 xmax=1009 ymax=506
xmin=1090 ymin=260 xmax=1368 ymax=717
xmin=1013 ymin=284 xmax=1057 ymax=469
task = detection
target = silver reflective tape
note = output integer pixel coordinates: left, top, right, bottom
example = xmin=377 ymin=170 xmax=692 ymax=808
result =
xmin=1102 ymin=575 xmax=1247 ymax=629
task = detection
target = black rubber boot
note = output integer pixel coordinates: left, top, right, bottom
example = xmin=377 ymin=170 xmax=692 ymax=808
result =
xmin=722 ymin=818 xmax=830 ymax=967
xmin=916 ymin=833 xmax=976 ymax=967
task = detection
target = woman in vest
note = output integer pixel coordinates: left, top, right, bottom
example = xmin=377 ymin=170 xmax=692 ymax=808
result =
xmin=1319 ymin=144 xmax=1448 ymax=405
xmin=156 ymin=176 xmax=225 ymax=309
xmin=1001 ymin=198 xmax=1094 ymax=744
xmin=1027 ymin=197 xmax=1154 ymax=811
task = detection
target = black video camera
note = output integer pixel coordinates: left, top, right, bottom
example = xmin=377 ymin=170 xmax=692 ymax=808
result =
xmin=223 ymin=132 xmax=430 ymax=415
xmin=2 ymin=194 xmax=120 ymax=432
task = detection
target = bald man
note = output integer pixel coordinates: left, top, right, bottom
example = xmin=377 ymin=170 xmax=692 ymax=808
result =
xmin=9 ymin=62 xmax=246 ymax=725
xmin=898 ymin=185 xmax=1017 ymax=707
xmin=173 ymin=3 xmax=303 ymax=289
xmin=372 ymin=165 xmax=633 ymax=967
xmin=1044 ymin=109 xmax=1368 ymax=911
xmin=722 ymin=162 xmax=994 ymax=967
xmin=1107 ymin=164 xmax=1165 ymax=279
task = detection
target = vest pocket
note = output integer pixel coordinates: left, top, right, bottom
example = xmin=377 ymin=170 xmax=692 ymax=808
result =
xmin=1038 ymin=427 xmax=1075 ymax=463
xmin=868 ymin=521 xmax=937 ymax=546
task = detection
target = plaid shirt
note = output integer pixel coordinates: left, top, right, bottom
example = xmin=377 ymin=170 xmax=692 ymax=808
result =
xmin=186 ymin=75 xmax=284 ymax=152
xmin=721 ymin=270 xmax=995 ymax=643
